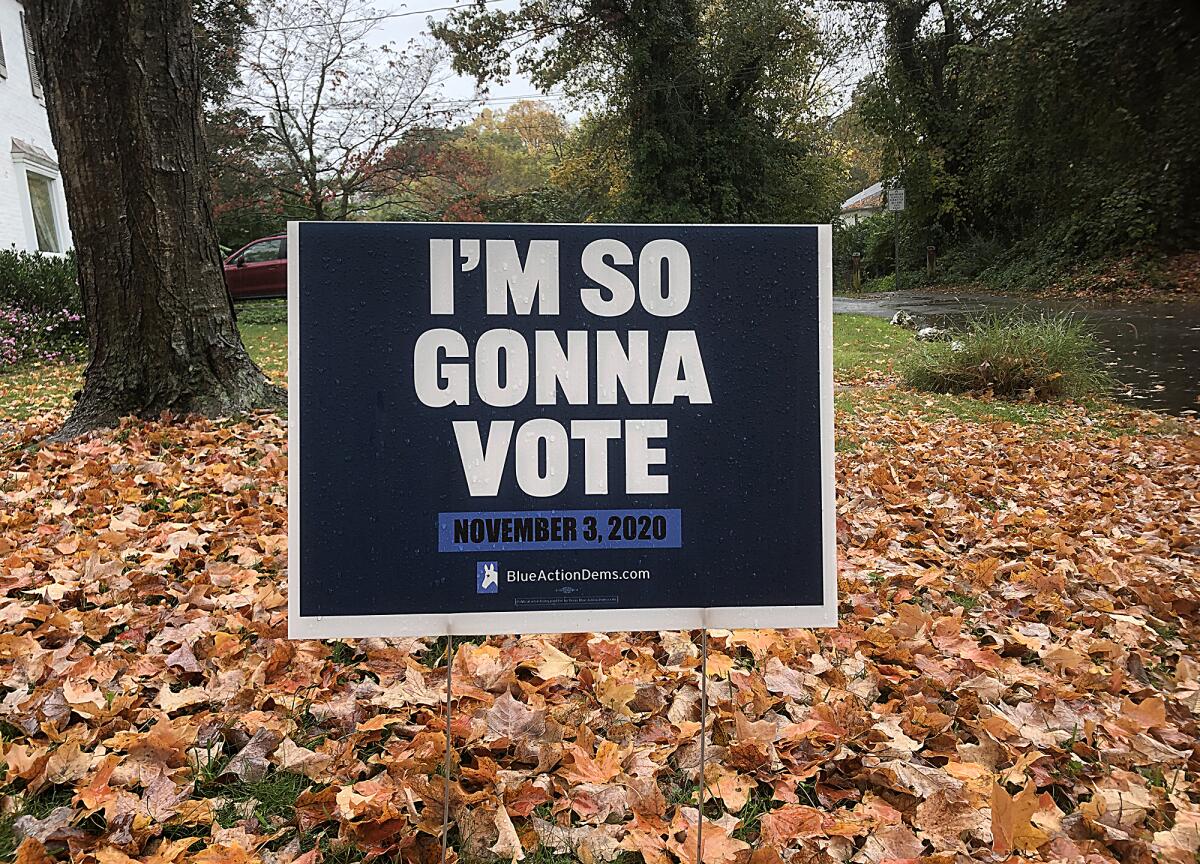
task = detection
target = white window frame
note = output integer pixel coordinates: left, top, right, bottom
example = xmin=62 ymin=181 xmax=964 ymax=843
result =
xmin=12 ymin=156 xmax=67 ymax=255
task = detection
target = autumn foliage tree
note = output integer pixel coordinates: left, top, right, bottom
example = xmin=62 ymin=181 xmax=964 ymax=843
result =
xmin=363 ymin=101 xmax=586 ymax=223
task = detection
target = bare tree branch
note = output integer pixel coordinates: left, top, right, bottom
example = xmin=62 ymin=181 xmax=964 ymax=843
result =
xmin=237 ymin=0 xmax=453 ymax=219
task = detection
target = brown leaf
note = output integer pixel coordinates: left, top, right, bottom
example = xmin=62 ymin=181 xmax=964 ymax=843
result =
xmin=560 ymin=740 xmax=624 ymax=785
xmin=490 ymin=805 xmax=525 ymax=862
xmin=166 ymin=641 xmax=203 ymax=673
xmin=531 ymin=641 xmax=576 ymax=679
xmin=272 ymin=737 xmax=333 ymax=782
xmin=595 ymin=676 xmax=638 ymax=717
xmin=370 ymin=666 xmax=441 ymax=708
xmin=992 ymin=781 xmax=1048 ymax=855
xmin=913 ymin=787 xmax=991 ymax=848
xmin=533 ymin=818 xmax=623 ymax=863
xmin=13 ymin=838 xmax=54 ymax=864
xmin=486 ymin=691 xmax=547 ymax=740
xmin=758 ymin=804 xmax=825 ymax=846
xmin=671 ymin=816 xmax=750 ymax=864
xmin=221 ymin=727 xmax=283 ymax=783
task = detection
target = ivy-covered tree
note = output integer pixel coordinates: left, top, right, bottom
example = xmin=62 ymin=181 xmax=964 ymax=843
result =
xmin=855 ymin=0 xmax=1200 ymax=267
xmin=433 ymin=0 xmax=844 ymax=223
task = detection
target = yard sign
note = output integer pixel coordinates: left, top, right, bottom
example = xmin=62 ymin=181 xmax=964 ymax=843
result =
xmin=288 ymin=223 xmax=836 ymax=638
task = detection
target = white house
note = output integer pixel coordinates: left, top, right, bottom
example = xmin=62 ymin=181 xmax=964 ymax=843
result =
xmin=0 ymin=0 xmax=71 ymax=254
xmin=839 ymin=182 xmax=884 ymax=226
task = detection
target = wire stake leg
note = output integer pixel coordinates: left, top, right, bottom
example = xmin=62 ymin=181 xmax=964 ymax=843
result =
xmin=697 ymin=628 xmax=708 ymax=864
xmin=441 ymin=635 xmax=454 ymax=864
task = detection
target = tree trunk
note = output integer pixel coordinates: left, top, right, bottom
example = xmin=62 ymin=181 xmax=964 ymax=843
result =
xmin=28 ymin=1 xmax=284 ymax=438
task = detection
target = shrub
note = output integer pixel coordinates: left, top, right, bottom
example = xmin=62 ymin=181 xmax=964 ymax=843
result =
xmin=0 ymin=305 xmax=84 ymax=368
xmin=0 ymin=250 xmax=81 ymax=313
xmin=936 ymin=235 xmax=1006 ymax=282
xmin=0 ymin=251 xmax=84 ymax=370
xmin=835 ymin=217 xmax=889 ymax=288
xmin=900 ymin=312 xmax=1111 ymax=400
xmin=861 ymin=273 xmax=895 ymax=293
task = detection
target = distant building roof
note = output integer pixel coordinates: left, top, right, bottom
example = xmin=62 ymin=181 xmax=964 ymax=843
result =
xmin=840 ymin=181 xmax=883 ymax=213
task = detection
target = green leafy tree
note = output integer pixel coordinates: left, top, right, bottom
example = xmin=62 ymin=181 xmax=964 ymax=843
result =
xmin=433 ymin=0 xmax=844 ymax=223
xmin=855 ymin=0 xmax=1200 ymax=275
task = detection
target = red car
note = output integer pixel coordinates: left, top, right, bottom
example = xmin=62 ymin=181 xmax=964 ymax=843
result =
xmin=224 ymin=234 xmax=287 ymax=299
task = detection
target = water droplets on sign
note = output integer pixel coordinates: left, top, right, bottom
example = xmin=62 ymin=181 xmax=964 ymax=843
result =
xmin=289 ymin=222 xmax=838 ymax=638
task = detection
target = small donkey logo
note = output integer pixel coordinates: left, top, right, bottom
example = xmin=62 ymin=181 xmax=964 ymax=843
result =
xmin=477 ymin=562 xmax=499 ymax=594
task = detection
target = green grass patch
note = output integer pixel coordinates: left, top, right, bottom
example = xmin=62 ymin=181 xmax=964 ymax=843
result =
xmin=0 ymin=317 xmax=288 ymax=421
xmin=900 ymin=312 xmax=1111 ymax=400
xmin=238 ymin=322 xmax=288 ymax=381
xmin=834 ymin=384 xmax=1177 ymax=440
xmin=732 ymin=786 xmax=777 ymax=844
xmin=839 ymin=386 xmax=1068 ymax=426
xmin=197 ymin=769 xmax=313 ymax=830
xmin=948 ymin=591 xmax=981 ymax=611
xmin=235 ymin=298 xmax=287 ymax=326
xmin=833 ymin=314 xmax=912 ymax=377
xmin=0 ymin=360 xmax=82 ymax=420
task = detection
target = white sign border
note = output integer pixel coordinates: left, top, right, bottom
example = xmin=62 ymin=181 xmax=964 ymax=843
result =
xmin=287 ymin=222 xmax=837 ymax=638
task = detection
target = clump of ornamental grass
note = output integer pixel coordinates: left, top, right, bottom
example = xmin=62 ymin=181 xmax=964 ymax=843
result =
xmin=900 ymin=312 xmax=1112 ymax=401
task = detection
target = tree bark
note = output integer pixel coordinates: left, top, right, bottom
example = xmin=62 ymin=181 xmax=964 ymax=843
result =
xmin=27 ymin=1 xmax=284 ymax=438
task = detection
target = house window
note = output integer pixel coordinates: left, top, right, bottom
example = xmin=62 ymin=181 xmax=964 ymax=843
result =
xmin=0 ymin=29 xmax=7 ymax=79
xmin=20 ymin=12 xmax=41 ymax=98
xmin=26 ymin=172 xmax=60 ymax=252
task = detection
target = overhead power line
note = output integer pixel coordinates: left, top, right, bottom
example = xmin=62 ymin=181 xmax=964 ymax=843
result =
xmin=426 ymin=90 xmax=568 ymax=108
xmin=246 ymin=0 xmax=510 ymax=35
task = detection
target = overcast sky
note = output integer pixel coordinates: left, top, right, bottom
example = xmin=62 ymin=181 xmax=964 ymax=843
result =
xmin=372 ymin=0 xmax=561 ymax=117
xmin=364 ymin=0 xmax=866 ymax=121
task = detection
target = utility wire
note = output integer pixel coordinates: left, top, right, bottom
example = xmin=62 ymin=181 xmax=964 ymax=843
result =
xmin=246 ymin=0 xmax=510 ymax=34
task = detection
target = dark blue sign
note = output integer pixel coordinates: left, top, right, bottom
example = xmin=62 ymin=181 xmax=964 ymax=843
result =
xmin=288 ymin=223 xmax=835 ymax=637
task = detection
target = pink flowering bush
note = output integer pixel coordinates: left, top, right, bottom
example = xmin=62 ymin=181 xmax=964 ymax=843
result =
xmin=0 ymin=305 xmax=84 ymax=369
xmin=0 ymin=250 xmax=83 ymax=370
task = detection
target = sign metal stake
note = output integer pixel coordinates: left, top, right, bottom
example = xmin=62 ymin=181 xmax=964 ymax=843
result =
xmin=441 ymin=634 xmax=454 ymax=864
xmin=697 ymin=628 xmax=708 ymax=864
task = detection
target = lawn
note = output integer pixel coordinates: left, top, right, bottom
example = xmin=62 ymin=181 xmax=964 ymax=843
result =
xmin=0 ymin=305 xmax=1197 ymax=863
xmin=0 ymin=307 xmax=1183 ymax=440
xmin=0 ymin=301 xmax=289 ymax=422
xmin=831 ymin=313 xmax=912 ymax=378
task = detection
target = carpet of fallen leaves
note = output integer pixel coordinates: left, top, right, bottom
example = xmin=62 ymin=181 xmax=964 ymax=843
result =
xmin=1 ymin=394 xmax=1199 ymax=864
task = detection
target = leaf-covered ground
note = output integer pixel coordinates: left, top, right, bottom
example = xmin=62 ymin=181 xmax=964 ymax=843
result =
xmin=1 ymin=313 xmax=1198 ymax=863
